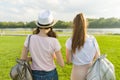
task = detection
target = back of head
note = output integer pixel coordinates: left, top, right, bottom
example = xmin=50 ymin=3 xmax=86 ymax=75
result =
xmin=72 ymin=13 xmax=87 ymax=53
xmin=33 ymin=9 xmax=57 ymax=38
xmin=36 ymin=10 xmax=56 ymax=28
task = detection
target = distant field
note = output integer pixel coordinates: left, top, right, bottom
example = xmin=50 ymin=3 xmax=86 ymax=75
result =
xmin=0 ymin=35 xmax=120 ymax=80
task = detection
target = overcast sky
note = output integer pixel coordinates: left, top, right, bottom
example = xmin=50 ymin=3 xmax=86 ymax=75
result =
xmin=0 ymin=0 xmax=120 ymax=22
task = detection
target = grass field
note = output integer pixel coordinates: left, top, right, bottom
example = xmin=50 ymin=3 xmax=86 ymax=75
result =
xmin=0 ymin=35 xmax=120 ymax=80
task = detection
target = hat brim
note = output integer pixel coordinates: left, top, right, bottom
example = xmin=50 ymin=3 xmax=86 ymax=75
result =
xmin=36 ymin=20 xmax=57 ymax=28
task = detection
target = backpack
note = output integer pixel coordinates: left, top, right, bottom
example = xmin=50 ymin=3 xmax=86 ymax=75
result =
xmin=86 ymin=55 xmax=116 ymax=80
xmin=10 ymin=59 xmax=33 ymax=80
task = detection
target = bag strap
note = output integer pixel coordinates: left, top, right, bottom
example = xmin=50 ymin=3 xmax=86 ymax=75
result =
xmin=27 ymin=35 xmax=32 ymax=51
xmin=92 ymin=37 xmax=97 ymax=53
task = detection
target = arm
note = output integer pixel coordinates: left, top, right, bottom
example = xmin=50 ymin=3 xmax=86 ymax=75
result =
xmin=66 ymin=48 xmax=72 ymax=64
xmin=21 ymin=46 xmax=32 ymax=61
xmin=52 ymin=53 xmax=56 ymax=59
xmin=93 ymin=51 xmax=100 ymax=60
xmin=55 ymin=50 xmax=64 ymax=67
xmin=93 ymin=37 xmax=100 ymax=60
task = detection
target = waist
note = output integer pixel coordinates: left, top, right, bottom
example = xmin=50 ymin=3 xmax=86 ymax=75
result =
xmin=32 ymin=68 xmax=57 ymax=75
xmin=73 ymin=63 xmax=92 ymax=69
xmin=31 ymin=61 xmax=56 ymax=71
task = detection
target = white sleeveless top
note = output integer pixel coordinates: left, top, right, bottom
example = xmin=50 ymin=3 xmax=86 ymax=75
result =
xmin=66 ymin=35 xmax=100 ymax=65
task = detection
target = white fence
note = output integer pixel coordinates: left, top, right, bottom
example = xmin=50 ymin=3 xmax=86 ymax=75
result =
xmin=0 ymin=28 xmax=120 ymax=36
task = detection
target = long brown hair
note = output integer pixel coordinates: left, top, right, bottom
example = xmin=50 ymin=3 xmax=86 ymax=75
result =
xmin=72 ymin=13 xmax=87 ymax=53
xmin=33 ymin=27 xmax=57 ymax=38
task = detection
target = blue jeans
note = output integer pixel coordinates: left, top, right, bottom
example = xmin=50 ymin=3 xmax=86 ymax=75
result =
xmin=32 ymin=69 xmax=58 ymax=80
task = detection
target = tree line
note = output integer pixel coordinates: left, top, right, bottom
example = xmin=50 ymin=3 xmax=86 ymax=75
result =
xmin=0 ymin=17 xmax=120 ymax=28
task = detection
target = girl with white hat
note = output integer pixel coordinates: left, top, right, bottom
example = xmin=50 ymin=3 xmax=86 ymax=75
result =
xmin=21 ymin=10 xmax=64 ymax=80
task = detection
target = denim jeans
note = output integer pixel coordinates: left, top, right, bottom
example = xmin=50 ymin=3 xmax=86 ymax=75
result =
xmin=32 ymin=68 xmax=58 ymax=80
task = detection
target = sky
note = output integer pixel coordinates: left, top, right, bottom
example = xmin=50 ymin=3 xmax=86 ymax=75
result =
xmin=0 ymin=0 xmax=120 ymax=22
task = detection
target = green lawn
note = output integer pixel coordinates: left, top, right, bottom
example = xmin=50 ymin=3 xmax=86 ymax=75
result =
xmin=0 ymin=35 xmax=120 ymax=80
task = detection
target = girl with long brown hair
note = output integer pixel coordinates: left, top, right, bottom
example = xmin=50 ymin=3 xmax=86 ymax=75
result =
xmin=66 ymin=13 xmax=100 ymax=80
xmin=21 ymin=10 xmax=64 ymax=80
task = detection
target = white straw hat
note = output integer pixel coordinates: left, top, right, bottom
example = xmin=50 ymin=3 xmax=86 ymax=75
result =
xmin=36 ymin=10 xmax=56 ymax=28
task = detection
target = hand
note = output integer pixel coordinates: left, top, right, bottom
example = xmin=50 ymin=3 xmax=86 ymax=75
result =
xmin=27 ymin=57 xmax=32 ymax=62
